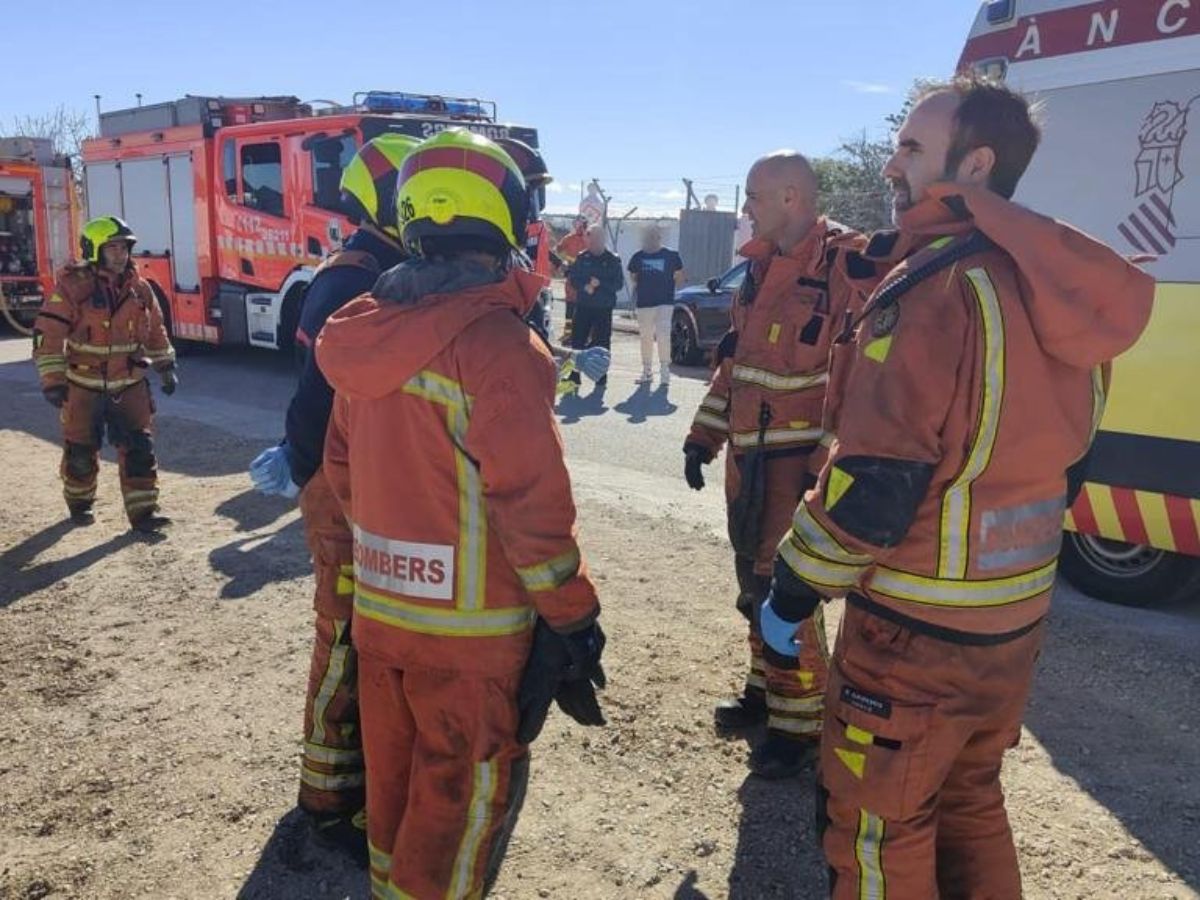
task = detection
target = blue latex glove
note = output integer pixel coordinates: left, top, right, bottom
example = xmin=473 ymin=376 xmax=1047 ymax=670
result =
xmin=575 ymin=347 xmax=611 ymax=383
xmin=759 ymin=592 xmax=802 ymax=660
xmin=250 ymin=446 xmax=300 ymax=499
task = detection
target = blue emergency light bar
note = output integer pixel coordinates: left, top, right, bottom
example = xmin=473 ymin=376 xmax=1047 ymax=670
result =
xmin=356 ymin=91 xmax=496 ymax=121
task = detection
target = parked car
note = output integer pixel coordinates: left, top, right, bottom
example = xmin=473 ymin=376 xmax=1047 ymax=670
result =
xmin=670 ymin=260 xmax=747 ymax=365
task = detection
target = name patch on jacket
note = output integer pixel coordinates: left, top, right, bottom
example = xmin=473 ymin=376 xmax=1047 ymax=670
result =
xmin=840 ymin=684 xmax=892 ymax=719
xmin=353 ymin=526 xmax=453 ymax=601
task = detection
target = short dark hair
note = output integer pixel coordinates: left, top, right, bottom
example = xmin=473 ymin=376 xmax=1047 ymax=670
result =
xmin=921 ymin=74 xmax=1041 ymax=199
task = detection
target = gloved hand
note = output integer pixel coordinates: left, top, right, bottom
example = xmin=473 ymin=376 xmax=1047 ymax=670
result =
xmin=683 ymin=442 xmax=712 ymax=491
xmin=160 ymin=367 xmax=179 ymax=396
xmin=517 ymin=619 xmax=607 ymax=744
xmin=758 ymin=591 xmax=803 ymax=662
xmin=574 ymin=347 xmax=611 ymax=383
xmin=249 ymin=445 xmax=300 ymax=499
xmin=43 ymin=384 xmax=67 ymax=408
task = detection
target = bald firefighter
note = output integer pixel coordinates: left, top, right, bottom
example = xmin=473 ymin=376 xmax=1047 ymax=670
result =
xmin=761 ymin=76 xmax=1154 ymax=897
xmin=32 ymin=216 xmax=176 ymax=531
xmin=249 ymin=134 xmax=419 ymax=864
xmin=685 ymin=152 xmax=871 ymax=779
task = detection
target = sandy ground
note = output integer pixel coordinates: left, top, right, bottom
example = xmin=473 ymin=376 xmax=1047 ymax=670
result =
xmin=1 ymin=327 xmax=1199 ymax=900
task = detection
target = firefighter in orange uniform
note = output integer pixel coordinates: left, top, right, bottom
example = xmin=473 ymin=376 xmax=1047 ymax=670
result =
xmin=760 ymin=76 xmax=1155 ymax=897
xmin=32 ymin=216 xmax=176 ymax=531
xmin=554 ymin=215 xmax=589 ymax=342
xmin=685 ymin=152 xmax=869 ymax=779
xmin=316 ymin=129 xmax=606 ymax=899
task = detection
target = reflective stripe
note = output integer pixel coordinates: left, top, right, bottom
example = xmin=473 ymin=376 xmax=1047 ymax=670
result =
xmin=731 ymin=426 xmax=825 ymax=449
xmin=819 ymin=432 xmax=835 ymax=449
xmin=66 ymin=339 xmax=141 ymax=355
xmin=144 ymin=347 xmax=175 ymax=361
xmin=303 ymin=741 xmax=364 ymax=766
xmin=939 ymin=268 xmax=1004 ymax=579
xmin=779 ymin=534 xmax=866 ymax=590
xmin=768 ymin=715 xmax=822 ymax=735
xmin=732 ymin=364 xmax=829 ymax=392
xmin=869 ymin=561 xmax=1057 ymax=608
xmin=123 ymin=489 xmax=158 ymax=504
xmin=747 ymin=672 xmax=767 ymax=690
xmin=791 ymin=503 xmax=873 ymax=566
xmin=449 ymin=760 xmax=497 ymax=899
xmin=855 ymin=810 xmax=886 ymax=900
xmin=300 ymin=764 xmax=365 ymax=791
xmin=66 ymin=371 xmax=141 ymax=391
xmin=309 ymin=619 xmax=351 ymax=745
xmin=517 ymin=547 xmax=581 ymax=593
xmin=700 ymin=392 xmax=728 ymax=414
xmin=693 ymin=410 xmax=729 ymax=432
xmin=369 ymin=840 xmax=392 ymax=878
xmin=64 ymin=484 xmax=96 ymax=498
xmin=355 ymin=586 xmax=534 ymax=637
xmin=404 ymin=369 xmax=472 ymax=411
xmin=978 ymin=496 xmax=1066 ymax=571
xmin=336 ymin=563 xmax=355 ymax=597
xmin=766 ymin=693 xmax=824 ymax=714
xmin=36 ymin=354 xmax=67 ymax=369
xmin=1089 ymin=365 xmax=1106 ymax=441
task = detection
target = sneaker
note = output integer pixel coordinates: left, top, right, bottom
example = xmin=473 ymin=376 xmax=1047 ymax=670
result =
xmin=130 ymin=513 xmax=172 ymax=533
xmin=714 ymin=690 xmax=767 ymax=735
xmin=748 ymin=732 xmax=817 ymax=780
xmin=635 ymin=370 xmax=653 ymax=385
xmin=69 ymin=507 xmax=95 ymax=527
xmin=308 ymin=809 xmax=368 ymax=868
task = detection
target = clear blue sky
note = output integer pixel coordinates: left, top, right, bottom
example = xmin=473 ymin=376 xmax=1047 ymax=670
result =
xmin=4 ymin=0 xmax=978 ymax=214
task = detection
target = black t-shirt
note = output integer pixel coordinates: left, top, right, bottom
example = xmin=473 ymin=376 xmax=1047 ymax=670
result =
xmin=628 ymin=248 xmax=683 ymax=308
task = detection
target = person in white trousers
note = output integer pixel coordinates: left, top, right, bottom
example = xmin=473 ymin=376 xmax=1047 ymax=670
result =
xmin=627 ymin=224 xmax=684 ymax=386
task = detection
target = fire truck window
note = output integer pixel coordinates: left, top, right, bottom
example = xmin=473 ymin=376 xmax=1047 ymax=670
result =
xmin=311 ymin=135 xmax=357 ymax=213
xmin=222 ymin=141 xmax=237 ymax=201
xmin=240 ymin=142 xmax=285 ymax=218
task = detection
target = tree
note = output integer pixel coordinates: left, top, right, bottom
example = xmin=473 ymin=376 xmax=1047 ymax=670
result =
xmin=9 ymin=105 xmax=93 ymax=164
xmin=814 ymin=131 xmax=893 ymax=233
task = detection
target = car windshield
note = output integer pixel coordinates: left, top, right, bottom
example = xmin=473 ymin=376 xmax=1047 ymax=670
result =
xmin=721 ymin=263 xmax=748 ymax=291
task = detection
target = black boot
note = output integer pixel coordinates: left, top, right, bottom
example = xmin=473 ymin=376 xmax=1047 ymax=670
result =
xmin=307 ymin=808 xmax=368 ymax=868
xmin=68 ymin=505 xmax=95 ymax=526
xmin=130 ymin=513 xmax=172 ymax=533
xmin=748 ymin=731 xmax=817 ymax=780
xmin=714 ymin=688 xmax=767 ymax=734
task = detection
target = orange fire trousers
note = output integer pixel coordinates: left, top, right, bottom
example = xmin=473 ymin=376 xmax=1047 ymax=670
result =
xmin=820 ymin=601 xmax=1044 ymax=900
xmin=59 ymin=381 xmax=159 ymax=523
xmin=359 ymin=653 xmax=529 ymax=899
xmin=729 ymin=452 xmax=829 ymax=741
xmin=297 ymin=470 xmax=363 ymax=816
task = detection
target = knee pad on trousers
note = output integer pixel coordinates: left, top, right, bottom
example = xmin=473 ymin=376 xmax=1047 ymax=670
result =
xmin=65 ymin=442 xmax=98 ymax=479
xmin=124 ymin=432 xmax=157 ymax=478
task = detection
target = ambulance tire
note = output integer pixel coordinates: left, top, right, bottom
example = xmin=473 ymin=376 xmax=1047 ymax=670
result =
xmin=1059 ymin=532 xmax=1200 ymax=608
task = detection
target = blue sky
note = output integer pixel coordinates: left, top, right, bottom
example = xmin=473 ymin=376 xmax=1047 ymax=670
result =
xmin=4 ymin=0 xmax=978 ymax=214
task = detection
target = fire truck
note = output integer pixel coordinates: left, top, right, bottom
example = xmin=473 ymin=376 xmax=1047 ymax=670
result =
xmin=0 ymin=137 xmax=78 ymax=333
xmin=80 ymin=92 xmax=538 ymax=354
xmin=959 ymin=0 xmax=1200 ymax=607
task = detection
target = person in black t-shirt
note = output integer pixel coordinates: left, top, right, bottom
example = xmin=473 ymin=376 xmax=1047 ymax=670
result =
xmin=627 ymin=224 xmax=684 ymax=385
xmin=565 ymin=225 xmax=624 ymax=386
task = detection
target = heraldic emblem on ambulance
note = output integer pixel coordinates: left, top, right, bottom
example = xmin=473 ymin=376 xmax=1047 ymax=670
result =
xmin=1119 ymin=96 xmax=1198 ymax=256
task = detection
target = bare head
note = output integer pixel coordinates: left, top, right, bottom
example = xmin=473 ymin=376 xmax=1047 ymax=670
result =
xmin=884 ymin=74 xmax=1041 ymax=224
xmin=641 ymin=223 xmax=663 ymax=251
xmin=586 ymin=224 xmax=607 ymax=254
xmin=741 ymin=151 xmax=819 ymax=248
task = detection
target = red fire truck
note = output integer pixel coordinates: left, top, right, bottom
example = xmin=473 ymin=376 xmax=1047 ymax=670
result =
xmin=0 ymin=137 xmax=78 ymax=332
xmin=80 ymin=92 xmax=538 ymax=352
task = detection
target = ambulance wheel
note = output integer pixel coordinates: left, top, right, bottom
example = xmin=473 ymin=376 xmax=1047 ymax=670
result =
xmin=1059 ymin=532 xmax=1200 ymax=608
xmin=671 ymin=311 xmax=702 ymax=366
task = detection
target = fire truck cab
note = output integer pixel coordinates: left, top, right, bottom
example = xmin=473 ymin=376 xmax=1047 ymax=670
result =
xmin=80 ymin=92 xmax=538 ymax=353
xmin=0 ymin=137 xmax=78 ymax=330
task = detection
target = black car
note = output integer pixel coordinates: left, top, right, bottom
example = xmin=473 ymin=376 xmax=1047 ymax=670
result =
xmin=670 ymin=260 xmax=748 ymax=365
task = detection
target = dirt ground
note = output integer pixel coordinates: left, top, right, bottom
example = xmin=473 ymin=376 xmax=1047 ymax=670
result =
xmin=2 ymin=373 xmax=1200 ymax=899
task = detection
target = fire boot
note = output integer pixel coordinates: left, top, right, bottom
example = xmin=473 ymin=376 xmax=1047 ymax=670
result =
xmin=308 ymin=807 xmax=368 ymax=868
xmin=714 ymin=687 xmax=767 ymax=734
xmin=69 ymin=504 xmax=95 ymax=527
xmin=748 ymin=731 xmax=817 ymax=780
xmin=131 ymin=513 xmax=172 ymax=534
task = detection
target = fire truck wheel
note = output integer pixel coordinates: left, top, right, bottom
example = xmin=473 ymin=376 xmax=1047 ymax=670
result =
xmin=1059 ymin=531 xmax=1200 ymax=608
xmin=279 ymin=285 xmax=306 ymax=362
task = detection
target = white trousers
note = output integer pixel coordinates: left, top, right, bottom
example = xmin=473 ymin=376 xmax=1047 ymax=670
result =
xmin=636 ymin=305 xmax=673 ymax=371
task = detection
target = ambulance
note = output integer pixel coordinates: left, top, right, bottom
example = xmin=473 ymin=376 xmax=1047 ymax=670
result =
xmin=960 ymin=0 xmax=1200 ymax=606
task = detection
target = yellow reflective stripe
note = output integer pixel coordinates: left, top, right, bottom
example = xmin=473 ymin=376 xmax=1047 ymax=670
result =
xmin=369 ymin=841 xmax=392 ymax=876
xmin=404 ymin=369 xmax=472 ymax=410
xmin=309 ymin=619 xmax=351 ymax=745
xmin=144 ymin=347 xmax=175 ymax=360
xmin=700 ymin=392 xmax=728 ymax=414
xmin=449 ymin=759 xmax=497 ymax=899
xmin=303 ymin=741 xmax=364 ymax=766
xmin=779 ymin=534 xmax=867 ymax=590
xmin=856 ymin=810 xmax=886 ymax=900
xmin=693 ymin=410 xmax=729 ymax=432
xmin=1089 ymin=365 xmax=1106 ymax=441
xmin=791 ymin=503 xmax=873 ymax=566
xmin=452 ymin=409 xmax=486 ymax=612
xmin=517 ymin=546 xmax=581 ymax=593
xmin=731 ymin=426 xmax=825 ymax=449
xmin=939 ymin=268 xmax=1004 ymax=579
xmin=355 ymin=586 xmax=534 ymax=637
xmin=846 ymin=724 xmax=874 ymax=745
xmin=300 ymin=764 xmax=365 ymax=791
xmin=65 ymin=340 xmax=141 ymax=355
xmin=732 ymin=363 xmax=828 ymax=392
xmin=870 ymin=560 xmax=1056 ymax=608
xmin=36 ymin=354 xmax=67 ymax=367
xmin=66 ymin=371 xmax=141 ymax=390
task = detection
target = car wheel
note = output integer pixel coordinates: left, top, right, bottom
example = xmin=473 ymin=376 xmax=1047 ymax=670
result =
xmin=672 ymin=311 xmax=702 ymax=366
xmin=1058 ymin=531 xmax=1200 ymax=607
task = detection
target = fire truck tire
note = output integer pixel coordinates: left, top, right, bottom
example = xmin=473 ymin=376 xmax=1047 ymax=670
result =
xmin=1059 ymin=531 xmax=1200 ymax=608
xmin=148 ymin=282 xmax=197 ymax=357
xmin=0 ymin=288 xmax=35 ymax=336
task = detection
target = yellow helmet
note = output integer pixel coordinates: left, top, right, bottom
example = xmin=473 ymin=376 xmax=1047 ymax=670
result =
xmin=339 ymin=134 xmax=420 ymax=239
xmin=80 ymin=215 xmax=136 ymax=264
xmin=395 ymin=128 xmax=529 ymax=256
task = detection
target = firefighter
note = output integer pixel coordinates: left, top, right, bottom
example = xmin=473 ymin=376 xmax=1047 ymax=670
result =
xmin=760 ymin=76 xmax=1154 ymax=897
xmin=248 ymin=133 xmax=419 ymax=863
xmin=684 ymin=152 xmax=870 ymax=779
xmin=554 ymin=215 xmax=589 ymax=342
xmin=32 ymin=216 xmax=176 ymax=532
xmin=315 ymin=128 xmax=606 ymax=899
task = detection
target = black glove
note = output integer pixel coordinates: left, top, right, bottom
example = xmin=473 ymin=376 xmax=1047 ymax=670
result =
xmin=43 ymin=384 xmax=67 ymax=408
xmin=517 ymin=619 xmax=607 ymax=745
xmin=160 ymin=367 xmax=179 ymax=396
xmin=683 ymin=442 xmax=712 ymax=491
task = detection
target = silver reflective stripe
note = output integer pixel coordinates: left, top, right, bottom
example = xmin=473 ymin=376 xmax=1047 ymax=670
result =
xmin=731 ymin=426 xmax=824 ymax=449
xmin=870 ymin=561 xmax=1057 ymax=608
xmin=355 ymin=588 xmax=534 ymax=636
xmin=700 ymin=392 xmax=728 ymax=413
xmin=978 ymin=538 xmax=1063 ymax=572
xmin=766 ymin=694 xmax=824 ymax=714
xmin=979 ymin=495 xmax=1066 ymax=572
xmin=66 ymin=340 xmax=140 ymax=355
xmin=303 ymin=741 xmax=364 ymax=766
xmin=517 ymin=547 xmax=581 ymax=593
xmin=779 ymin=534 xmax=865 ymax=589
xmin=768 ymin=715 xmax=821 ymax=735
xmin=309 ymin=619 xmax=351 ymax=745
xmin=732 ymin=364 xmax=828 ymax=392
xmin=66 ymin=372 xmax=141 ymax=390
xmin=693 ymin=411 xmax=728 ymax=431
xmin=791 ymin=503 xmax=872 ymax=566
xmin=300 ymin=764 xmax=365 ymax=791
xmin=449 ymin=760 xmax=496 ymax=899
xmin=939 ymin=267 xmax=1005 ymax=579
xmin=855 ymin=810 xmax=886 ymax=900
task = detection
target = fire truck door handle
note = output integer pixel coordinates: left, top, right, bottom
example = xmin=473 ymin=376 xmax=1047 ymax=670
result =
xmin=307 ymin=237 xmax=322 ymax=257
xmin=241 ymin=258 xmax=254 ymax=276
